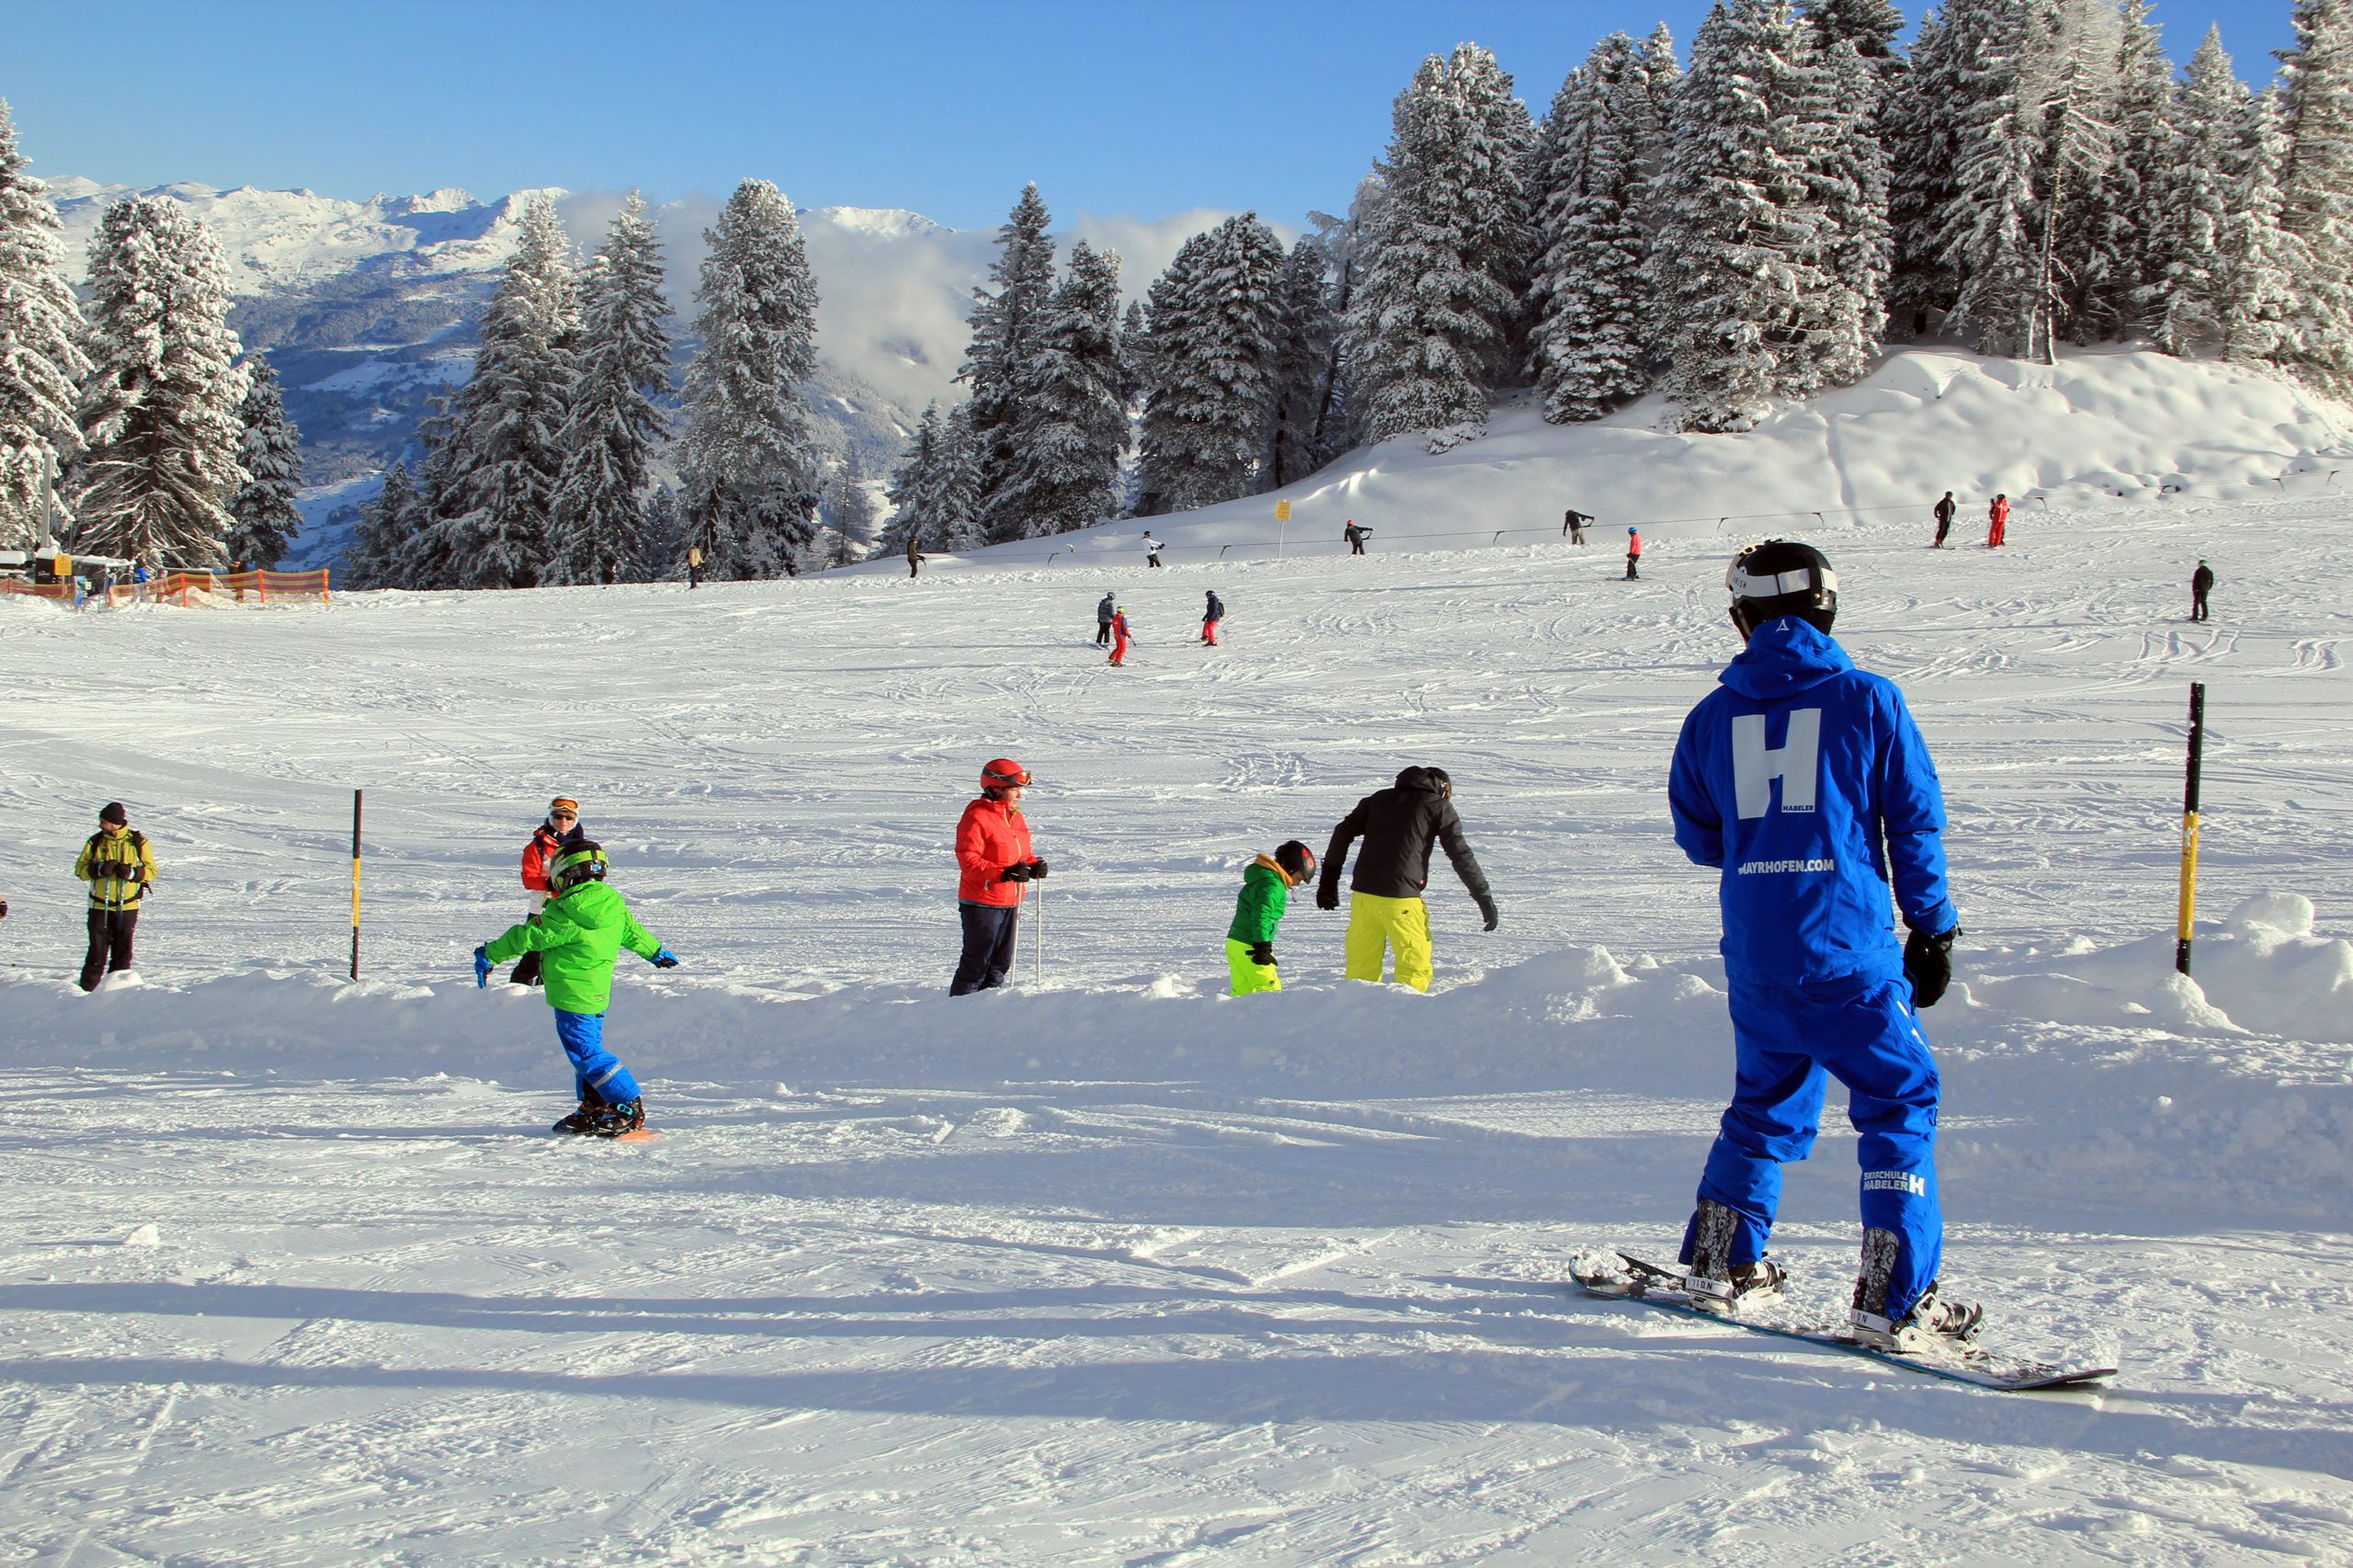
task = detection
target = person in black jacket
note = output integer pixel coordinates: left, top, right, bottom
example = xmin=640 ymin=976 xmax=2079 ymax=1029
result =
xmin=1933 ymin=493 xmax=1955 ymax=548
xmin=2190 ymin=559 xmax=2215 ymax=621
xmin=1202 ymin=589 xmax=1224 ymax=645
xmin=1315 ymin=766 xmax=1497 ymax=992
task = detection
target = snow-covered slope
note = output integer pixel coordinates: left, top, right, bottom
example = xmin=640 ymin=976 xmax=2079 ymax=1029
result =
xmin=974 ymin=346 xmax=2353 ymax=574
xmin=0 ymin=485 xmax=2349 ymax=1561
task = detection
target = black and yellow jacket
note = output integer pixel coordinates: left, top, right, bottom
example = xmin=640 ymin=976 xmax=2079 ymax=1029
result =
xmin=75 ymin=826 xmax=156 ymax=909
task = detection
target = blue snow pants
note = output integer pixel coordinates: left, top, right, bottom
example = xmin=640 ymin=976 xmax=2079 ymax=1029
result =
xmin=554 ymin=1008 xmax=642 ymax=1106
xmin=949 ymin=902 xmax=1019 ymax=994
xmin=1685 ymin=971 xmax=1942 ymax=1320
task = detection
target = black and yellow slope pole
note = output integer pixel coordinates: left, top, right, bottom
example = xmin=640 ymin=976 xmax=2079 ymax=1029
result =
xmin=350 ymin=790 xmax=363 ymax=981
xmin=2176 ymin=684 xmax=2206 ymax=976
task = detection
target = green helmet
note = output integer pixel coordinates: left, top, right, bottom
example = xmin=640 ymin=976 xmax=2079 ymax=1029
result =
xmin=548 ymin=840 xmax=608 ymax=895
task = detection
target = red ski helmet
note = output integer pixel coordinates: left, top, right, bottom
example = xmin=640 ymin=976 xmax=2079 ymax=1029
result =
xmin=981 ymin=757 xmax=1032 ymax=795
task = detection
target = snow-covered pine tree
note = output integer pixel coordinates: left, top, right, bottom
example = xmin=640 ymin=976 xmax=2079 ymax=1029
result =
xmin=638 ymin=483 xmax=684 ymax=581
xmin=550 ymin=192 xmax=671 ymax=585
xmin=2066 ymin=0 xmax=2174 ymax=341
xmin=2222 ymin=87 xmax=2302 ymax=365
xmin=2144 ymin=28 xmax=2247 ymax=355
xmin=1117 ymin=299 xmax=1150 ymax=411
xmin=875 ymin=401 xmax=945 ymax=561
xmin=1529 ymin=33 xmax=1658 ymax=422
xmin=1267 ymin=237 xmax=1340 ymax=485
xmin=2275 ymin=0 xmax=2353 ymax=397
xmin=1938 ymin=0 xmax=2048 ymax=358
xmin=676 ymin=178 xmax=824 ymax=578
xmin=1649 ymin=0 xmax=1828 ymax=432
xmin=1883 ymin=7 xmax=1968 ymax=337
xmin=931 ymin=404 xmax=984 ymax=551
xmin=223 ymin=352 xmax=303 ymax=569
xmin=1136 ymin=215 xmax=1287 ymax=513
xmin=1349 ymin=45 xmax=1535 ymax=450
xmin=1790 ymin=31 xmax=1893 ymax=390
xmin=1802 ymin=0 xmax=1904 ymax=60
xmin=990 ymin=241 xmax=1128 ymax=539
xmin=0 ymin=99 xmax=89 ymax=546
xmin=959 ymin=184 xmax=1057 ymax=540
xmin=339 ymin=460 xmax=420 ymax=589
xmin=2027 ymin=0 xmax=2122 ymax=353
xmin=426 ymin=194 xmax=577 ymax=588
xmin=819 ymin=449 xmax=881 ymax=567
xmin=74 ymin=195 xmax=248 ymax=565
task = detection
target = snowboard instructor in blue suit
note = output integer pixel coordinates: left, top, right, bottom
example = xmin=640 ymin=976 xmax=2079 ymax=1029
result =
xmin=1666 ymin=539 xmax=1977 ymax=1353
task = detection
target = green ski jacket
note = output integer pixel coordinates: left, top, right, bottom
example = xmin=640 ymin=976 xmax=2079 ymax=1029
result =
xmin=1226 ymin=857 xmax=1293 ymax=945
xmin=484 ymin=881 xmax=664 ymax=1015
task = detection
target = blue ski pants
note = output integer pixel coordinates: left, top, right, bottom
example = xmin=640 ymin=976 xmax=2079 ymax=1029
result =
xmin=1686 ymin=971 xmax=1942 ymax=1320
xmin=554 ymin=1008 xmax=641 ymax=1107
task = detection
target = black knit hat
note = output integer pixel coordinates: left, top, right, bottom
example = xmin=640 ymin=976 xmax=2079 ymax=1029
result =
xmin=99 ymin=801 xmax=127 ymax=825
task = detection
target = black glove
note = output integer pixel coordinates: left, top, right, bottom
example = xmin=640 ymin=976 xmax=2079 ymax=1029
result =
xmin=1027 ymin=858 xmax=1049 ymax=880
xmin=1904 ymin=926 xmax=1960 ymax=1008
xmin=1315 ymin=880 xmax=1340 ymax=912
xmin=1476 ymin=894 xmax=1500 ymax=932
xmin=1000 ymin=861 xmax=1032 ymax=883
xmin=1248 ymin=941 xmax=1276 ymax=966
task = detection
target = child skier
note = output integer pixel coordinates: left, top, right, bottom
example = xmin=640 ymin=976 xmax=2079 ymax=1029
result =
xmin=1202 ymin=589 xmax=1223 ymax=645
xmin=1227 ymin=840 xmax=1315 ymax=994
xmin=474 ymin=840 xmax=679 ymax=1137
xmin=1108 ymin=605 xmax=1133 ymax=665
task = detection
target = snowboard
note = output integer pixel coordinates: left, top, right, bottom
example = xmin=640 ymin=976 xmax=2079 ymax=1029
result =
xmin=546 ymin=1122 xmax=661 ymax=1143
xmin=1570 ymin=1252 xmax=2114 ymax=1392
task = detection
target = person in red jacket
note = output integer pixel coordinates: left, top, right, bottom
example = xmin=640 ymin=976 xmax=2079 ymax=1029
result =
xmin=1626 ymin=527 xmax=1643 ymax=580
xmin=951 ymin=759 xmax=1048 ymax=994
xmin=1108 ymin=605 xmax=1133 ymax=666
xmin=1986 ymin=494 xmax=2009 ymax=548
xmin=511 ymin=797 xmax=583 ymax=985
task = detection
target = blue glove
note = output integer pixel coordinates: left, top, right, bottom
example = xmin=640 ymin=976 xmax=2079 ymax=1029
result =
xmin=473 ymin=945 xmax=492 ymax=988
xmin=652 ymin=947 xmax=679 ymax=969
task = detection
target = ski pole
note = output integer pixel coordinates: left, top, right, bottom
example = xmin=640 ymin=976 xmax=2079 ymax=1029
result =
xmin=1034 ymin=884 xmax=1044 ymax=987
xmin=1008 ymin=879 xmax=1026 ymax=979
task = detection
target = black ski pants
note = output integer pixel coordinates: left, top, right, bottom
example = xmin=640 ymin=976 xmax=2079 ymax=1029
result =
xmin=1626 ymin=553 xmax=1641 ymax=579
xmin=950 ymin=902 xmax=1020 ymax=994
xmin=2192 ymin=587 xmax=2211 ymax=621
xmin=1097 ymin=620 xmax=1113 ymax=646
xmin=81 ymin=907 xmax=138 ymax=992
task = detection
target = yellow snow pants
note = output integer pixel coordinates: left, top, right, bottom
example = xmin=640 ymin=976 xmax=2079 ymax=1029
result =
xmin=1345 ymin=892 xmax=1432 ymax=992
xmin=1226 ymin=937 xmax=1281 ymax=995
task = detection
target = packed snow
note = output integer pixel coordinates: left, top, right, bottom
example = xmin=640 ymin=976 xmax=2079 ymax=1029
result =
xmin=3 ymin=422 xmax=2351 ymax=1560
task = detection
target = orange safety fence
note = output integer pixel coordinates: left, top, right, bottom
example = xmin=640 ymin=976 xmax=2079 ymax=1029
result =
xmin=0 ymin=569 xmax=330 ymax=608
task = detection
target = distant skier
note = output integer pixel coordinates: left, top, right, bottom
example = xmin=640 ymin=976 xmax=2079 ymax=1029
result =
xmin=2190 ymin=559 xmax=2215 ymax=622
xmin=1665 ymin=539 xmax=1975 ymax=1352
xmin=1986 ymin=494 xmax=2009 ymax=548
xmin=475 ymin=840 xmax=677 ymax=1137
xmin=1345 ymin=519 xmax=1370 ymax=555
xmin=1108 ymin=605 xmax=1133 ymax=665
xmin=1315 ymin=767 xmax=1497 ymax=994
xmin=950 ymin=758 xmax=1046 ymax=995
xmin=687 ymin=544 xmax=705 ymax=589
xmin=74 ymin=801 xmax=154 ymax=992
xmin=1202 ymin=589 xmax=1223 ymax=645
xmin=1142 ymin=531 xmax=1165 ymax=568
xmin=1625 ymin=527 xmax=1643 ymax=580
xmin=1096 ymin=590 xmax=1117 ymax=647
xmin=511 ymin=798 xmax=584 ymax=987
xmin=1227 ymin=840 xmax=1316 ymax=995
xmin=1933 ymin=492 xmax=1955 ymax=549
xmin=1563 ymin=508 xmax=1592 ymax=543
xmin=906 ymin=532 xmax=925 ymax=578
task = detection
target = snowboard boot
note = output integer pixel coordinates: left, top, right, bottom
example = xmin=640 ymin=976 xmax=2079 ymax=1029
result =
xmin=1850 ymin=1227 xmax=1983 ymax=1351
xmin=586 ymin=1096 xmax=646 ymax=1138
xmin=1678 ymin=1199 xmax=1783 ymax=1312
xmin=551 ymin=1096 xmax=601 ymax=1136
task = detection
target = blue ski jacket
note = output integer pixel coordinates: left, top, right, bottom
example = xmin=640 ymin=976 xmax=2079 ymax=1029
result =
xmin=1668 ymin=618 xmax=1956 ymax=984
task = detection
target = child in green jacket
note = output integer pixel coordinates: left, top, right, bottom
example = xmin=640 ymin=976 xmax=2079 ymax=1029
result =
xmin=474 ymin=840 xmax=678 ymax=1136
xmin=1227 ymin=840 xmax=1316 ymax=994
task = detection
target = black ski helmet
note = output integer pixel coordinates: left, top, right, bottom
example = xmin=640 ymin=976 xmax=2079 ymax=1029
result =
xmin=1273 ymin=840 xmax=1317 ymax=883
xmin=1726 ymin=540 xmax=1837 ymax=634
xmin=548 ymin=840 xmax=610 ymax=895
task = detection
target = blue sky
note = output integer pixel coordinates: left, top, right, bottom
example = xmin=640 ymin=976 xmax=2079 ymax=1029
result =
xmin=4 ymin=0 xmax=2303 ymax=232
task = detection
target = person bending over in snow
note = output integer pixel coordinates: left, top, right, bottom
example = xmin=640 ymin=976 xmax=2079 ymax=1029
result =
xmin=1227 ymin=840 xmax=1316 ymax=994
xmin=1316 ymin=767 xmax=1496 ymax=993
xmin=475 ymin=840 xmax=677 ymax=1137
xmin=1665 ymin=539 xmax=1974 ymax=1351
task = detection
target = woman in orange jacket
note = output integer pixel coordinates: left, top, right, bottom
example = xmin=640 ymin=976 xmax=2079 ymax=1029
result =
xmin=951 ymin=759 xmax=1047 ymax=994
